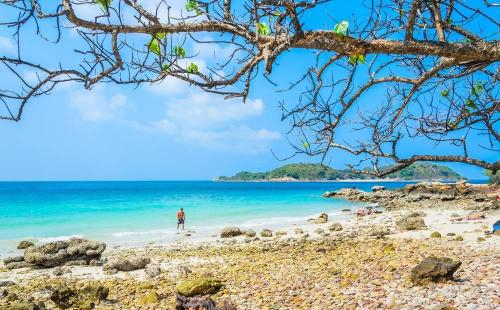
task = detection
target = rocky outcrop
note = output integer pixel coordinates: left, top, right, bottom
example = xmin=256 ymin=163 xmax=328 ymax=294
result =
xmin=410 ymin=257 xmax=461 ymax=285
xmin=324 ymin=182 xmax=499 ymax=210
xmin=220 ymin=227 xmax=242 ymax=238
xmin=176 ymin=278 xmax=223 ymax=297
xmin=17 ymin=241 xmax=35 ymax=250
xmin=24 ymin=238 xmax=106 ymax=268
xmin=103 ymin=255 xmax=150 ymax=273
xmin=371 ymin=186 xmax=386 ymax=192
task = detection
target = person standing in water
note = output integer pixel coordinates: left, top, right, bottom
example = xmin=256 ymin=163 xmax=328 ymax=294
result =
xmin=177 ymin=208 xmax=185 ymax=230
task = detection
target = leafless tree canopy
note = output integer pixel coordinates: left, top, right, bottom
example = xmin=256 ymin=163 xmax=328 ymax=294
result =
xmin=0 ymin=0 xmax=498 ymax=175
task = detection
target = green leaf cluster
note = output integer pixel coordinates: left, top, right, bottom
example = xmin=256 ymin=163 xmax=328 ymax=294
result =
xmin=185 ymin=0 xmax=202 ymax=15
xmin=173 ymin=46 xmax=186 ymax=58
xmin=333 ymin=20 xmax=349 ymax=36
xmin=257 ymin=22 xmax=271 ymax=36
xmin=348 ymin=53 xmax=365 ymax=65
xmin=187 ymin=62 xmax=199 ymax=73
xmin=95 ymin=0 xmax=111 ymax=11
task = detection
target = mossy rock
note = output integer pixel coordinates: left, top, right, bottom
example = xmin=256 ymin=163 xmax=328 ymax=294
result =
xmin=176 ymin=278 xmax=223 ymax=297
xmin=138 ymin=290 xmax=159 ymax=305
xmin=430 ymin=232 xmax=441 ymax=238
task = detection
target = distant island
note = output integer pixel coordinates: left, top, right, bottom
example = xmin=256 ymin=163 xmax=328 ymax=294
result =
xmin=214 ymin=163 xmax=465 ymax=182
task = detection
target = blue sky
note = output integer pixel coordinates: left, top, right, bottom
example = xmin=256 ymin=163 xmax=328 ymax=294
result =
xmin=0 ymin=0 xmax=495 ymax=180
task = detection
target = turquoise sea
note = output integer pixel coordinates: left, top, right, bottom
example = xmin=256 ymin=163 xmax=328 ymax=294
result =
xmin=0 ymin=181 xmax=416 ymax=256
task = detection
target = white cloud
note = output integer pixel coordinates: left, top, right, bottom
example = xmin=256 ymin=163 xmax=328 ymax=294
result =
xmin=70 ymin=87 xmax=127 ymax=121
xmin=0 ymin=36 xmax=15 ymax=54
xmin=145 ymin=83 xmax=280 ymax=152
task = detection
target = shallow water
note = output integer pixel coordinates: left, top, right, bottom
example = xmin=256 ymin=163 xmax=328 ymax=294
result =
xmin=0 ymin=180 xmax=416 ymax=256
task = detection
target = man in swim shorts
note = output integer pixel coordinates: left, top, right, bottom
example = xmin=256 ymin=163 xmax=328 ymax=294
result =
xmin=177 ymin=208 xmax=185 ymax=230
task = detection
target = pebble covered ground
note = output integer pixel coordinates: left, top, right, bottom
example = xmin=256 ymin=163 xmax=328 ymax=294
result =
xmin=1 ymin=225 xmax=499 ymax=309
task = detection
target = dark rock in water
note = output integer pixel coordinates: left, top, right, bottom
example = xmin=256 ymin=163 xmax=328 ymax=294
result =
xmin=175 ymin=294 xmax=236 ymax=310
xmin=103 ymin=255 xmax=150 ymax=272
xmin=24 ymin=238 xmax=106 ymax=268
xmin=50 ymin=284 xmax=109 ymax=309
xmin=176 ymin=278 xmax=223 ymax=297
xmin=220 ymin=227 xmax=242 ymax=238
xmin=17 ymin=241 xmax=35 ymax=250
xmin=410 ymin=256 xmax=461 ymax=285
xmin=0 ymin=288 xmax=7 ymax=298
xmin=3 ymin=256 xmax=24 ymax=265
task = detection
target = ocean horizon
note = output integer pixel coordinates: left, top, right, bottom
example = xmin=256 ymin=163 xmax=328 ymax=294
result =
xmin=0 ymin=180 xmax=487 ymax=257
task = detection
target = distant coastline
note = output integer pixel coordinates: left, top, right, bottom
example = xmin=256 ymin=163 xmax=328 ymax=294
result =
xmin=215 ymin=162 xmax=465 ymax=183
xmin=213 ymin=178 xmax=462 ymax=183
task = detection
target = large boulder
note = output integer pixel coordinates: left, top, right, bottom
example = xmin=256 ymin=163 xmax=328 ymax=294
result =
xmin=396 ymin=214 xmax=426 ymax=231
xmin=24 ymin=238 xmax=106 ymax=268
xmin=410 ymin=256 xmax=461 ymax=285
xmin=103 ymin=255 xmax=150 ymax=273
xmin=314 ymin=213 xmax=328 ymax=224
xmin=219 ymin=227 xmax=242 ymax=238
xmin=17 ymin=241 xmax=35 ymax=250
xmin=176 ymin=278 xmax=223 ymax=297
xmin=3 ymin=256 xmax=24 ymax=265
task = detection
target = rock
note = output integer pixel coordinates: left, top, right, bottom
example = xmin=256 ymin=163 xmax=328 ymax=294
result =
xmin=314 ymin=213 xmax=328 ymax=224
xmin=477 ymin=237 xmax=486 ymax=242
xmin=50 ymin=284 xmax=108 ymax=310
xmin=176 ymin=278 xmax=223 ymax=297
xmin=103 ymin=255 xmax=150 ymax=272
xmin=430 ymin=232 xmax=442 ymax=238
xmin=294 ymin=228 xmax=304 ymax=234
xmin=341 ymin=209 xmax=351 ymax=212
xmin=64 ymin=260 xmax=88 ymax=266
xmin=446 ymin=232 xmax=456 ymax=236
xmin=434 ymin=305 xmax=458 ymax=310
xmin=410 ymin=256 xmax=461 ymax=285
xmin=243 ymin=229 xmax=256 ymax=238
xmin=219 ymin=227 xmax=242 ymax=238
xmin=138 ymin=290 xmax=159 ymax=305
xmin=0 ymin=288 xmax=7 ymax=298
xmin=367 ymin=225 xmax=390 ymax=238
xmin=0 ymin=281 xmax=15 ymax=288
xmin=52 ymin=267 xmax=72 ymax=276
xmin=328 ymin=222 xmax=343 ymax=232
xmin=396 ymin=215 xmax=426 ymax=230
xmin=3 ymin=256 xmax=24 ymax=265
xmin=260 ymin=229 xmax=273 ymax=238
xmin=145 ymin=264 xmax=161 ymax=278
xmin=5 ymin=261 xmax=30 ymax=270
xmin=275 ymin=230 xmax=287 ymax=236
xmin=3 ymin=301 xmax=45 ymax=310
xmin=453 ymin=235 xmax=464 ymax=241
xmin=371 ymin=185 xmax=386 ymax=192
xmin=17 ymin=241 xmax=35 ymax=250
xmin=24 ymin=238 xmax=106 ymax=268
xmin=314 ymin=228 xmax=325 ymax=235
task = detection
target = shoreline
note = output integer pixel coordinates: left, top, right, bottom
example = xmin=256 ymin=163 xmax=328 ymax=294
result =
xmin=2 ymin=206 xmax=499 ymax=309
